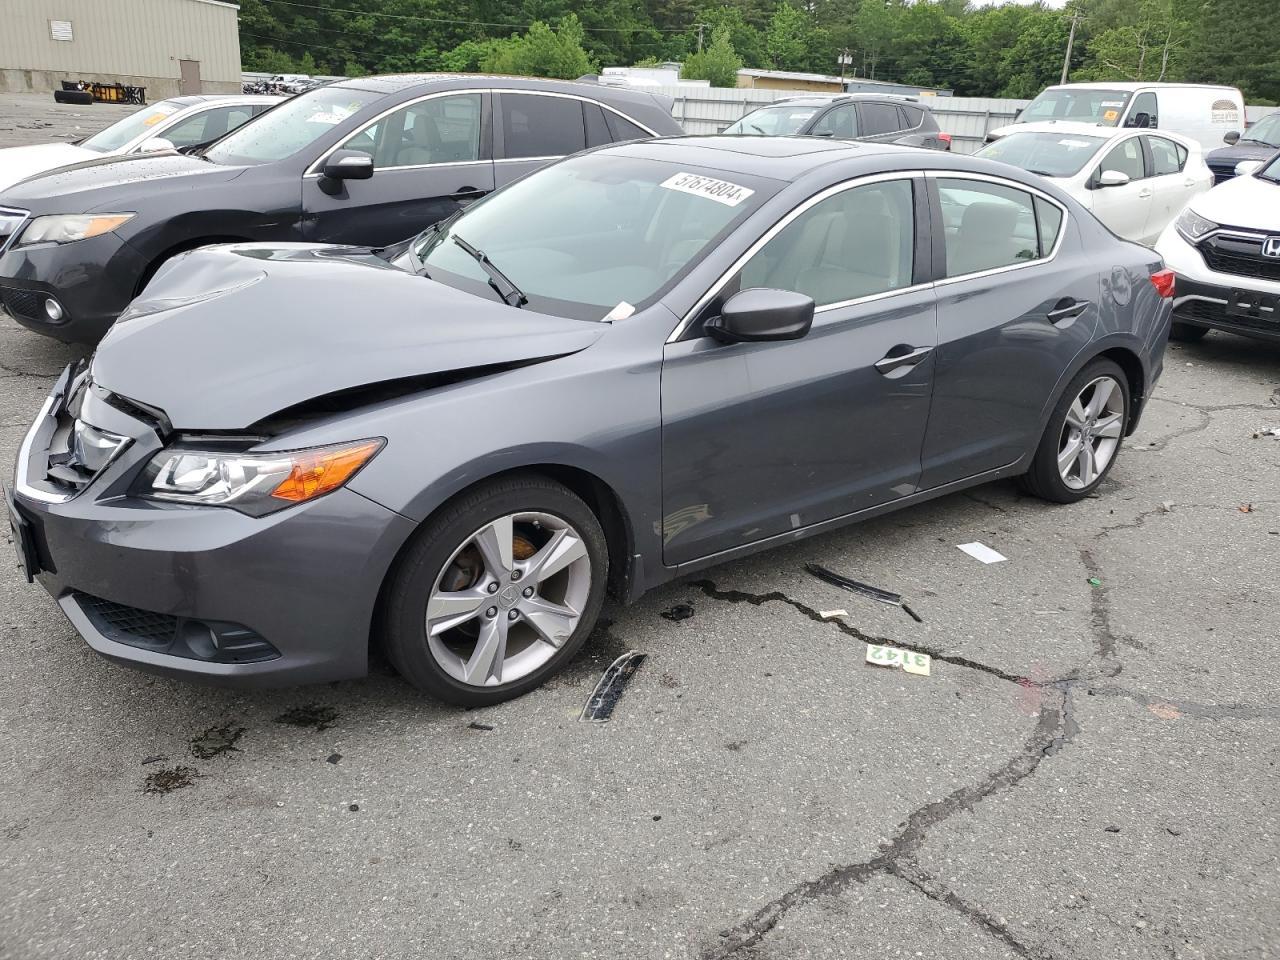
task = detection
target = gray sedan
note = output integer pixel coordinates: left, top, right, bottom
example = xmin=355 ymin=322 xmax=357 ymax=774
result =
xmin=7 ymin=137 xmax=1174 ymax=705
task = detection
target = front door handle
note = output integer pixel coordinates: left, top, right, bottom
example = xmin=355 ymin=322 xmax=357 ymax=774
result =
xmin=1047 ymin=298 xmax=1089 ymax=325
xmin=874 ymin=345 xmax=933 ymax=375
xmin=1137 ymin=188 xmax=1153 ymax=199
xmin=451 ymin=186 xmax=487 ymax=200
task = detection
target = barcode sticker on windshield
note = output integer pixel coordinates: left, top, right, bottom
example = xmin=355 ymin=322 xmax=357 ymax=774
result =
xmin=660 ymin=172 xmax=754 ymax=207
xmin=1058 ymin=139 xmax=1094 ymax=148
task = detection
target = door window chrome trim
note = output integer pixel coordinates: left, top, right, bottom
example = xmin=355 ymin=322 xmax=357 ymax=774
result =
xmin=927 ymin=169 xmax=1069 ymax=287
xmin=494 ymin=155 xmax=561 ymax=165
xmin=305 ymin=89 xmax=487 ymax=178
xmin=667 ymin=170 xmax=925 ymax=344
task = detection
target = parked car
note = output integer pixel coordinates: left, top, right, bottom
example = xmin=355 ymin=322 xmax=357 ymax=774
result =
xmin=1205 ymin=112 xmax=1280 ymax=184
xmin=6 ymin=138 xmax=1173 ymax=704
xmin=988 ymin=82 xmax=1246 ymax=151
xmin=723 ymin=94 xmax=950 ymax=150
xmin=1154 ymin=151 xmax=1280 ymax=343
xmin=976 ymin=122 xmax=1211 ymax=245
xmin=0 ymin=74 xmax=681 ymax=344
xmin=0 ymin=95 xmax=281 ymax=193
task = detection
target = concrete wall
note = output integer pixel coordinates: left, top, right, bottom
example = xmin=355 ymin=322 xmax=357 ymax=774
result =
xmin=0 ymin=0 xmax=242 ymax=99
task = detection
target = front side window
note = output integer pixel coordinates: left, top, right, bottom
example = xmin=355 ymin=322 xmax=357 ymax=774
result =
xmin=738 ymin=179 xmax=915 ymax=306
xmin=1021 ymin=88 xmax=1131 ymax=126
xmin=811 ymin=105 xmax=858 ymax=139
xmin=1126 ymin=92 xmax=1158 ymax=128
xmin=341 ymin=93 xmax=481 ymax=169
xmin=414 ymin=154 xmax=774 ymax=320
xmin=81 ymin=100 xmax=184 ymax=153
xmin=723 ymin=104 xmax=822 ymax=136
xmin=1098 ymin=138 xmax=1147 ymax=181
xmin=976 ymin=131 xmax=1107 ymax=178
xmin=859 ymin=102 xmax=903 ymax=136
xmin=1147 ymin=136 xmax=1186 ymax=175
xmin=204 ymin=86 xmax=380 ymax=165
xmin=937 ymin=178 xmax=1040 ymax=277
xmin=502 ymin=95 xmax=585 ymax=159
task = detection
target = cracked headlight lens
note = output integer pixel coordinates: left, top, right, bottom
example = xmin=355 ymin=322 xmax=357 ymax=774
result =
xmin=141 ymin=439 xmax=383 ymax=515
xmin=1175 ymin=208 xmax=1218 ymax=243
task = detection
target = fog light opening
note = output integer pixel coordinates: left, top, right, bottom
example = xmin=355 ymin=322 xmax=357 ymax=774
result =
xmin=44 ymin=298 xmax=64 ymax=322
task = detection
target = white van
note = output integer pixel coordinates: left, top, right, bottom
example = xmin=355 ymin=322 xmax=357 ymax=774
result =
xmin=988 ymin=82 xmax=1246 ymax=151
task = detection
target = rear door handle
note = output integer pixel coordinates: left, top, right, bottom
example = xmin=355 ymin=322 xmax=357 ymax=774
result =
xmin=1047 ymin=298 xmax=1089 ymax=325
xmin=874 ymin=345 xmax=933 ymax=375
xmin=451 ymin=186 xmax=487 ymax=200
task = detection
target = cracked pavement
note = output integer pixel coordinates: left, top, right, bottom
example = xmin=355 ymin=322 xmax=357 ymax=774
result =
xmin=2 ymin=94 xmax=1279 ymax=960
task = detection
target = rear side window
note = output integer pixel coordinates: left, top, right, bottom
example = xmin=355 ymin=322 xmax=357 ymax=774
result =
xmin=937 ymin=178 xmax=1040 ymax=277
xmin=604 ymin=110 xmax=650 ymax=143
xmin=1147 ymin=136 xmax=1186 ymax=175
xmin=859 ymin=102 xmax=903 ymax=136
xmin=738 ymin=179 xmax=915 ymax=306
xmin=1098 ymin=138 xmax=1147 ymax=181
xmin=899 ymin=105 xmax=924 ymax=129
xmin=584 ymin=102 xmax=611 ymax=147
xmin=1033 ymin=197 xmax=1064 ymax=257
xmin=502 ymin=95 xmax=585 ymax=159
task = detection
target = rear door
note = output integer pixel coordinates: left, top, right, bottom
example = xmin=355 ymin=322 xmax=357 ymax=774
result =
xmin=494 ymin=92 xmax=587 ymax=189
xmin=302 ymin=91 xmax=494 ymax=247
xmin=1141 ymin=134 xmax=1198 ymax=242
xmin=920 ymin=173 xmax=1098 ymax=488
xmin=1087 ymin=136 xmax=1152 ymax=241
xmin=661 ymin=175 xmax=937 ymax=564
xmin=856 ymin=101 xmax=906 ymax=144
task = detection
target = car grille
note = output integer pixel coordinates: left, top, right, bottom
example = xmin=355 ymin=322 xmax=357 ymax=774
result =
xmin=73 ymin=592 xmax=280 ymax=663
xmin=0 ymin=287 xmax=46 ymax=322
xmin=1177 ymin=297 xmax=1279 ymax=334
xmin=1198 ymin=235 xmax=1280 ymax=282
xmin=0 ymin=207 xmax=28 ymax=252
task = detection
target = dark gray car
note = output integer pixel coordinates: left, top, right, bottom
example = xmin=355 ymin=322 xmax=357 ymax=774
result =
xmin=723 ymin=94 xmax=950 ymax=150
xmin=1206 ymin=112 xmax=1280 ymax=183
xmin=0 ymin=74 xmax=680 ymax=344
xmin=7 ymin=137 xmax=1173 ymax=705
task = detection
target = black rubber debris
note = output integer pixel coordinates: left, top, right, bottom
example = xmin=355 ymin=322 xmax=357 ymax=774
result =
xmin=805 ymin=562 xmax=924 ymax=622
xmin=141 ymin=755 xmax=165 ymax=765
xmin=348 ymin=803 xmax=360 ymax=812
xmin=660 ymin=603 xmax=695 ymax=622
xmin=580 ymin=651 xmax=647 ymax=723
xmin=468 ymin=721 xmax=495 ymax=731
xmin=327 ymin=753 xmax=342 ymax=764
xmin=1105 ymin=825 xmax=1121 ymax=833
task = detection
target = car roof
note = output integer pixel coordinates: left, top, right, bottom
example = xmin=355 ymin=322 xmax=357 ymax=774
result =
xmin=753 ymin=93 xmax=921 ymax=108
xmin=1005 ymin=121 xmax=1198 ymax=147
xmin=602 ymin=135 xmax=927 ymax=179
xmin=1042 ymin=82 xmax=1239 ymax=93
xmin=330 ymin=73 xmax=665 ymax=106
xmin=164 ymin=94 xmax=281 ymax=107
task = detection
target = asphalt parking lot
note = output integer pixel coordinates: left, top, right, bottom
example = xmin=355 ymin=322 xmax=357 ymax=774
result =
xmin=2 ymin=94 xmax=1279 ymax=960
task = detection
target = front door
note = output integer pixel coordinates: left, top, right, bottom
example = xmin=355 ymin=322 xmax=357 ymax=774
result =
xmin=178 ymin=59 xmax=201 ymax=95
xmin=302 ymin=92 xmax=494 ymax=247
xmin=660 ymin=176 xmax=937 ymax=565
xmin=1088 ymin=136 xmax=1152 ymax=242
xmin=920 ymin=174 xmax=1099 ymax=488
xmin=493 ymin=92 xmax=585 ymax=189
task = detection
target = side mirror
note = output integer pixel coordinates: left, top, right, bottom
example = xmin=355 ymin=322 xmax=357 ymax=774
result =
xmin=1235 ymin=159 xmax=1263 ymax=177
xmin=137 ymin=137 xmax=175 ymax=153
xmin=1097 ymin=169 xmax=1131 ymax=188
xmin=1224 ymin=130 xmax=1241 ymax=145
xmin=322 ymin=149 xmax=375 ymax=181
xmin=705 ymin=288 xmax=814 ymax=344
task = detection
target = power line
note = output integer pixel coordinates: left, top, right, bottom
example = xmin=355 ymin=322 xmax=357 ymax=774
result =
xmin=255 ymin=0 xmax=690 ymax=33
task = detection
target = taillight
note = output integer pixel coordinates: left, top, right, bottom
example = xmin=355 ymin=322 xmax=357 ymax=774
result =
xmin=1150 ymin=268 xmax=1176 ymax=299
xmin=938 ymin=132 xmax=952 ymax=150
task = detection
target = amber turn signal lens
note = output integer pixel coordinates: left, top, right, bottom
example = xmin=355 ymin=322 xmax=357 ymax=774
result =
xmin=270 ymin=439 xmax=383 ymax=503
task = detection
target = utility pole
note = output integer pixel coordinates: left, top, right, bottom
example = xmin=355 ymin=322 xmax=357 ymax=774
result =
xmin=837 ymin=48 xmax=852 ymax=84
xmin=1061 ymin=9 xmax=1081 ymax=84
xmin=696 ymin=23 xmax=705 ymax=53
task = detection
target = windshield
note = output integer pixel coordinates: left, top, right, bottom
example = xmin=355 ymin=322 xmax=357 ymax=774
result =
xmin=81 ymin=100 xmax=184 ymax=153
xmin=204 ymin=86 xmax=379 ymax=165
xmin=1256 ymin=153 xmax=1280 ymax=183
xmin=1241 ymin=114 xmax=1280 ymax=147
xmin=976 ymin=131 xmax=1106 ymax=177
xmin=414 ymin=153 xmax=776 ymax=320
xmin=724 ymin=104 xmax=822 ymax=136
xmin=1020 ymin=89 xmax=1132 ymax=126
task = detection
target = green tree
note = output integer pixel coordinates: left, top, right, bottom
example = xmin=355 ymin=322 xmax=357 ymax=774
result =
xmin=1076 ymin=0 xmax=1190 ymax=82
xmin=481 ymin=14 xmax=598 ymax=79
xmin=765 ymin=2 xmax=809 ymax=71
xmin=852 ymin=0 xmax=897 ymax=80
xmin=681 ymin=24 xmax=743 ymax=86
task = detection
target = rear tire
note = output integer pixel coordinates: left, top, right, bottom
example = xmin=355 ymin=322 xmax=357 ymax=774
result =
xmin=53 ymin=90 xmax=94 ymax=105
xmin=1170 ymin=321 xmax=1208 ymax=342
xmin=1020 ymin=358 xmax=1129 ymax=504
xmin=381 ymin=475 xmax=609 ymax=706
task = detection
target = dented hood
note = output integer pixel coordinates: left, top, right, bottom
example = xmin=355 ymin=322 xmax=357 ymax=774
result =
xmin=90 ymin=243 xmax=605 ymax=430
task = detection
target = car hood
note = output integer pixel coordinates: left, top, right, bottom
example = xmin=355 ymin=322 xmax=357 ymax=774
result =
xmin=0 ymin=142 xmax=97 ymax=193
xmin=1187 ymin=173 xmax=1278 ymax=228
xmin=0 ymin=153 xmax=243 ymax=212
xmin=1206 ymin=143 xmax=1280 ymax=166
xmin=90 ymin=243 xmax=605 ymax=430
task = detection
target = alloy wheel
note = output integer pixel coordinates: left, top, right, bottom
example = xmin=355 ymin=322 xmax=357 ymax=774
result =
xmin=425 ymin=512 xmax=592 ymax=686
xmin=1057 ymin=375 xmax=1125 ymax=490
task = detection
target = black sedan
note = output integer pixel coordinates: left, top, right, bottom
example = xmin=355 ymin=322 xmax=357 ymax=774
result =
xmin=0 ymin=74 xmax=681 ymax=343
xmin=8 ymin=137 xmax=1173 ymax=704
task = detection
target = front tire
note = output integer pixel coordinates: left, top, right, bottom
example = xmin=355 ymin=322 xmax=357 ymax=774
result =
xmin=1020 ymin=358 xmax=1129 ymax=504
xmin=1170 ymin=321 xmax=1208 ymax=342
xmin=382 ymin=475 xmax=609 ymax=706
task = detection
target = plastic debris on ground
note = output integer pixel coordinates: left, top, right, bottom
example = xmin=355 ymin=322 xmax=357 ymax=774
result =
xmin=818 ymin=608 xmax=848 ymax=620
xmin=865 ymin=644 xmax=932 ymax=676
xmin=1088 ymin=577 xmax=1103 ymax=587
xmin=660 ymin=603 xmax=695 ymax=622
xmin=1240 ymin=503 xmax=1254 ymax=513
xmin=805 ymin=563 xmax=923 ymax=622
xmin=1160 ymin=500 xmax=1175 ymax=513
xmin=579 ymin=651 xmax=647 ymax=723
xmin=957 ymin=541 xmax=1007 ymax=564
xmin=1251 ymin=428 xmax=1280 ymax=438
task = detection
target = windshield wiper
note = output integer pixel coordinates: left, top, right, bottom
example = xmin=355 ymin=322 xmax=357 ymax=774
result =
xmin=451 ymin=234 xmax=527 ymax=308
xmin=1239 ymin=137 xmax=1279 ymax=147
xmin=1026 ymin=168 xmax=1058 ymax=177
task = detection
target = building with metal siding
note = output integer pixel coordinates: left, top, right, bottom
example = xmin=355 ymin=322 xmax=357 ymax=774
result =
xmin=0 ymin=0 xmax=242 ymax=98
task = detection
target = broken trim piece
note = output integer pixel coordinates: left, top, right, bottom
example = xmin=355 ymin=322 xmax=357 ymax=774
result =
xmin=805 ymin=563 xmax=924 ymax=623
xmin=579 ymin=651 xmax=646 ymax=723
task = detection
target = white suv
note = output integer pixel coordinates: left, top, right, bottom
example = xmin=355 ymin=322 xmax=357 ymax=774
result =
xmin=1155 ymin=152 xmax=1280 ymax=344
